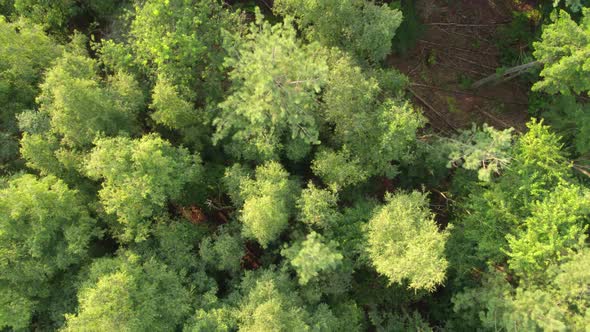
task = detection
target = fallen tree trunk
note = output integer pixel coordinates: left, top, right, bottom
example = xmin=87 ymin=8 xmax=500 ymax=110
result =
xmin=471 ymin=61 xmax=541 ymax=89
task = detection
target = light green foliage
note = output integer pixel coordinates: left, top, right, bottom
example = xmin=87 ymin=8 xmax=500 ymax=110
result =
xmin=132 ymin=220 xmax=210 ymax=284
xmin=0 ymin=17 xmax=61 ymax=167
xmin=200 ymin=227 xmax=244 ymax=273
xmin=239 ymin=162 xmax=298 ymax=247
xmin=458 ymin=120 xmax=573 ymax=266
xmin=274 ymin=0 xmax=403 ymax=62
xmin=297 ymin=182 xmax=340 ymax=229
xmin=323 ymin=57 xmax=424 ymax=177
xmin=63 ymin=253 xmax=191 ymax=332
xmin=367 ymin=191 xmax=449 ymax=291
xmin=445 ymin=123 xmax=514 ymax=182
xmin=533 ymin=9 xmax=590 ymax=95
xmin=85 ymin=134 xmax=203 ymax=242
xmin=38 ymin=52 xmax=143 ymax=147
xmin=19 ymin=132 xmax=63 ymax=175
xmin=150 ymin=76 xmax=206 ymax=147
xmin=222 ymin=163 xmax=252 ymax=207
xmin=454 ymin=249 xmax=590 ymax=331
xmin=282 ymin=232 xmax=343 ymax=285
xmin=506 ymin=184 xmax=590 ymax=277
xmin=237 ymin=270 xmax=310 ymax=331
xmin=214 ymin=10 xmax=329 ymax=161
xmin=311 ymin=148 xmax=369 ymax=189
xmin=0 ymin=175 xmax=96 ymax=330
xmin=123 ymin=0 xmax=239 ymax=103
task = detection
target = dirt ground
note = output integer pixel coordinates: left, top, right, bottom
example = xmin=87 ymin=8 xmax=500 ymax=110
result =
xmin=389 ymin=0 xmax=533 ymax=134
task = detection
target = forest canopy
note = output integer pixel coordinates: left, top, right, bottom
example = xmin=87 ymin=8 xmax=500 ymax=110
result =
xmin=1 ymin=0 xmax=590 ymax=331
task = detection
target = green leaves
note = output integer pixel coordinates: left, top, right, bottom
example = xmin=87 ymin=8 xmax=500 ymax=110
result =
xmin=38 ymin=53 xmax=143 ymax=148
xmin=445 ymin=124 xmax=514 ymax=182
xmin=274 ymin=0 xmax=402 ymax=63
xmin=238 ymin=162 xmax=298 ymax=248
xmin=85 ymin=134 xmax=203 ymax=242
xmin=0 ymin=174 xmax=97 ymax=330
xmin=63 ymin=253 xmax=192 ymax=332
xmin=215 ymin=9 xmax=329 ymax=161
xmin=533 ymin=9 xmax=590 ymax=95
xmin=367 ymin=191 xmax=450 ymax=291
xmin=282 ymin=232 xmax=343 ymax=285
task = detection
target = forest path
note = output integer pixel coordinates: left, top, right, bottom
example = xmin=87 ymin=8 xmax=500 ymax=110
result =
xmin=388 ymin=0 xmax=533 ymax=134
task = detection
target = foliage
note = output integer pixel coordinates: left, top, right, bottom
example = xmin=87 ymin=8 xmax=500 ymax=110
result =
xmin=282 ymin=231 xmax=343 ymax=285
xmin=297 ymin=182 xmax=340 ymax=229
xmin=214 ymin=9 xmax=328 ymax=161
xmin=200 ymin=226 xmax=244 ymax=273
xmin=367 ymin=191 xmax=450 ymax=291
xmin=238 ymin=161 xmax=298 ymax=247
xmin=124 ymin=0 xmax=239 ymax=104
xmin=533 ymin=9 xmax=590 ymax=95
xmin=85 ymin=134 xmax=203 ymax=242
xmin=0 ymin=17 xmax=61 ymax=169
xmin=273 ymin=0 xmax=403 ymax=62
xmin=63 ymin=253 xmax=191 ymax=332
xmin=0 ymin=175 xmax=96 ymax=330
xmin=38 ymin=52 xmax=143 ymax=148
xmin=445 ymin=123 xmax=514 ymax=182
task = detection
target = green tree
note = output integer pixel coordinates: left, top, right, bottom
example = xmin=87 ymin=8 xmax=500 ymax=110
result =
xmin=367 ymin=191 xmax=450 ymax=291
xmin=214 ymin=9 xmax=329 ymax=161
xmin=37 ymin=52 xmax=144 ymax=148
xmin=0 ymin=17 xmax=61 ymax=170
xmin=0 ymin=174 xmax=97 ymax=330
xmin=273 ymin=0 xmax=403 ymax=62
xmin=63 ymin=253 xmax=191 ymax=332
xmin=200 ymin=226 xmax=244 ymax=273
xmin=238 ymin=162 xmax=298 ymax=248
xmin=322 ymin=56 xmax=424 ymax=179
xmin=533 ymin=9 xmax=590 ymax=95
xmin=454 ymin=248 xmax=590 ymax=331
xmin=444 ymin=123 xmax=514 ymax=182
xmin=282 ymin=232 xmax=343 ymax=285
xmin=85 ymin=134 xmax=203 ymax=242
xmin=237 ymin=270 xmax=311 ymax=331
xmin=297 ymin=182 xmax=340 ymax=230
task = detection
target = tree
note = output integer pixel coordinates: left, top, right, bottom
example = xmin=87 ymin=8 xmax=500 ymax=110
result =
xmin=297 ymin=182 xmax=340 ymax=230
xmin=0 ymin=174 xmax=97 ymax=330
xmin=322 ymin=56 xmax=425 ymax=179
xmin=273 ymin=0 xmax=403 ymax=62
xmin=0 ymin=17 xmax=61 ymax=170
xmin=444 ymin=123 xmax=514 ymax=182
xmin=454 ymin=248 xmax=590 ymax=331
xmin=236 ymin=270 xmax=311 ymax=331
xmin=506 ymin=183 xmax=589 ymax=277
xmin=456 ymin=120 xmax=574 ymax=267
xmin=85 ymin=134 xmax=203 ymax=242
xmin=367 ymin=191 xmax=450 ymax=291
xmin=533 ymin=9 xmax=590 ymax=95
xmin=37 ymin=52 xmax=144 ymax=148
xmin=311 ymin=148 xmax=369 ymax=190
xmin=62 ymin=253 xmax=191 ymax=332
xmin=282 ymin=232 xmax=343 ymax=285
xmin=214 ymin=9 xmax=329 ymax=162
xmin=238 ymin=162 xmax=298 ymax=248
xmin=200 ymin=226 xmax=244 ymax=273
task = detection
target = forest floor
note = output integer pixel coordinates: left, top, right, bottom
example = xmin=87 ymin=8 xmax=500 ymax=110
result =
xmin=388 ymin=0 xmax=534 ymax=134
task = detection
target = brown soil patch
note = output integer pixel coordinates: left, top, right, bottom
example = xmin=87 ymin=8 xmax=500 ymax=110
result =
xmin=389 ymin=0 xmax=532 ymax=134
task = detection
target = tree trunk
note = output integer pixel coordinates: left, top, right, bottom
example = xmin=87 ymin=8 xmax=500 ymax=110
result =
xmin=471 ymin=61 xmax=541 ymax=89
